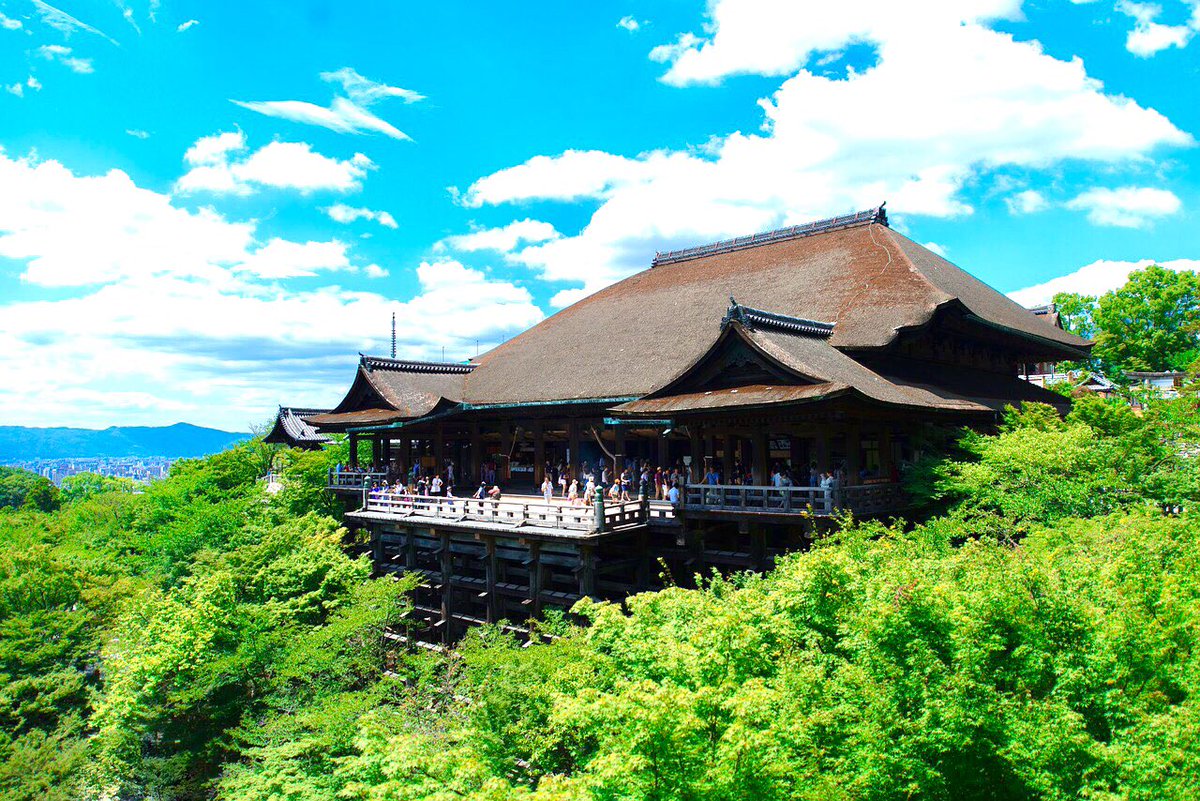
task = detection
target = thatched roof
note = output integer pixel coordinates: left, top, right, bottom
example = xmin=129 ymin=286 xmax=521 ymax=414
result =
xmin=458 ymin=209 xmax=1089 ymax=406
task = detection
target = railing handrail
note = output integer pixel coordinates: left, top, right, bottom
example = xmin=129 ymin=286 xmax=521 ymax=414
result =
xmin=360 ymin=491 xmax=647 ymax=533
xmin=682 ymin=481 xmax=904 ymax=516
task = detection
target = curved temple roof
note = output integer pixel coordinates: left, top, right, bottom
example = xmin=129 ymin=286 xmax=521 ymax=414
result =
xmin=264 ymin=407 xmax=332 ymax=448
xmin=456 ymin=208 xmax=1090 ymax=406
xmin=307 ymin=356 xmax=473 ymax=431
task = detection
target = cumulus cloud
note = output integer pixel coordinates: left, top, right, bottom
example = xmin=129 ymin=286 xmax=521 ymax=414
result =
xmin=441 ymin=219 xmax=560 ymax=253
xmin=0 ymin=11 xmax=22 ymax=30
xmin=38 ymin=44 xmax=93 ymax=73
xmin=1116 ymin=0 xmax=1195 ymax=56
xmin=0 ymin=149 xmax=543 ymax=428
xmin=176 ymin=131 xmax=374 ymax=195
xmin=617 ymin=16 xmax=644 ymax=32
xmin=232 ymin=67 xmax=423 ymax=140
xmin=1065 ymin=185 xmax=1182 ymax=227
xmin=1009 ymin=257 xmax=1200 ymax=305
xmin=325 ymin=203 xmax=398 ymax=229
xmin=462 ymin=5 xmax=1190 ymax=304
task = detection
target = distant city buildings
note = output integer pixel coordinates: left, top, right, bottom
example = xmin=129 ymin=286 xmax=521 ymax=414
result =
xmin=3 ymin=456 xmax=174 ymax=486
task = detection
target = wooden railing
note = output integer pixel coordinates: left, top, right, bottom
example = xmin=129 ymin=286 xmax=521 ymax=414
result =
xmin=683 ymin=482 xmax=905 ymax=517
xmin=361 ymin=491 xmax=649 ymax=534
xmin=328 ymin=469 xmax=387 ymax=490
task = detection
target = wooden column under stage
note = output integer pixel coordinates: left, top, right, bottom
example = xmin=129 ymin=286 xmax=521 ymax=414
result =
xmin=348 ymin=433 xmax=359 ymax=468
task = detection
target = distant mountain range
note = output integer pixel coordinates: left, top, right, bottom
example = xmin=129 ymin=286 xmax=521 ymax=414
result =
xmin=0 ymin=423 xmax=251 ymax=462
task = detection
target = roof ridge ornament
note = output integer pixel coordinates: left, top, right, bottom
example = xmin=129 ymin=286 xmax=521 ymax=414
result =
xmin=721 ymin=298 xmax=835 ymax=338
xmin=652 ymin=205 xmax=889 ymax=267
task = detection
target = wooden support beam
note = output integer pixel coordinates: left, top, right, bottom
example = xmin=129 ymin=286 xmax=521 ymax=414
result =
xmin=614 ymin=427 xmax=627 ymax=476
xmin=348 ymin=433 xmax=359 ymax=468
xmin=528 ymin=541 xmax=542 ymax=619
xmin=754 ymin=432 xmax=769 ymax=485
xmin=690 ymin=431 xmax=704 ymax=484
xmin=485 ymin=536 xmax=498 ymax=623
xmin=434 ymin=424 xmax=445 ymax=475
xmin=847 ymin=424 xmax=862 ymax=485
xmin=579 ymin=544 xmax=596 ymax=599
xmin=438 ymin=529 xmax=452 ymax=644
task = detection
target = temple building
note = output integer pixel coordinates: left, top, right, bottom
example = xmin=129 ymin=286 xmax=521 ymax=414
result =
xmin=263 ymin=407 xmax=332 ymax=450
xmin=283 ymin=206 xmax=1092 ymax=640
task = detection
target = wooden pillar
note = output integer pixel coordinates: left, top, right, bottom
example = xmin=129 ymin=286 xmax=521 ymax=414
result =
xmin=689 ymin=430 xmax=703 ymax=484
xmin=568 ymin=421 xmax=581 ymax=478
xmin=614 ymin=427 xmax=627 ymax=477
xmin=438 ymin=529 xmax=452 ymax=643
xmin=434 ymin=424 xmax=445 ymax=475
xmin=348 ymin=433 xmax=359 ymax=468
xmin=846 ymin=424 xmax=861 ymax=485
xmin=485 ymin=536 xmax=498 ymax=623
xmin=815 ymin=431 xmax=829 ymax=473
xmin=469 ymin=422 xmax=481 ymax=485
xmin=527 ymin=541 xmax=542 ymax=618
xmin=534 ymin=423 xmax=546 ymax=486
xmin=880 ymin=427 xmax=895 ymax=479
xmin=579 ymin=544 xmax=596 ymax=599
xmin=721 ymin=433 xmax=734 ymax=483
xmin=754 ymin=432 xmax=770 ymax=485
xmin=500 ymin=425 xmax=514 ymax=482
xmin=749 ymin=523 xmax=767 ymax=572
xmin=657 ymin=433 xmax=669 ymax=471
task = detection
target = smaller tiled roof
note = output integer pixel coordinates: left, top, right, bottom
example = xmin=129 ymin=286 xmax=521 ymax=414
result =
xmin=265 ymin=407 xmax=332 ymax=448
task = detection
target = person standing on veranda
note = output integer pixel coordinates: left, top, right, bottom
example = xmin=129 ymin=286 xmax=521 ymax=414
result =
xmin=542 ymin=475 xmax=554 ymax=505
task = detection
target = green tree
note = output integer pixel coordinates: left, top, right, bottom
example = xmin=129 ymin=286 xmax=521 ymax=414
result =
xmin=1092 ymin=265 xmax=1200 ymax=372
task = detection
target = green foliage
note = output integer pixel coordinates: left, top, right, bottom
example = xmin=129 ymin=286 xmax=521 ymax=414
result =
xmin=59 ymin=471 xmax=139 ymax=504
xmin=0 ymin=467 xmax=59 ymax=512
xmin=331 ymin=512 xmax=1200 ymax=800
xmin=1055 ymin=265 xmax=1200 ymax=375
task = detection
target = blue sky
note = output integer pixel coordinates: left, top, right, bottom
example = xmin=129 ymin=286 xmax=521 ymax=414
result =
xmin=1 ymin=0 xmax=1198 ymax=430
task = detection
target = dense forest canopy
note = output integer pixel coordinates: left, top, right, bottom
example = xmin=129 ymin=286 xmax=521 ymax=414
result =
xmin=4 ymin=268 xmax=1200 ymax=800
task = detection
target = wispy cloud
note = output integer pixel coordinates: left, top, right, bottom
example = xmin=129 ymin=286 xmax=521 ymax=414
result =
xmin=325 ymin=203 xmax=398 ymax=229
xmin=617 ymin=16 xmax=644 ymax=32
xmin=38 ymin=44 xmax=94 ymax=73
xmin=0 ymin=11 xmax=22 ymax=30
xmin=31 ymin=0 xmax=118 ymax=45
xmin=126 ymin=128 xmax=150 ymax=139
xmin=1065 ymin=186 xmax=1182 ymax=228
xmin=231 ymin=68 xmax=423 ymax=140
xmin=177 ymin=18 xmax=198 ymax=33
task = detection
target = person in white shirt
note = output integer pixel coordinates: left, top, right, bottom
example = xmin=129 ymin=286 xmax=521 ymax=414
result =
xmin=541 ymin=476 xmax=554 ymax=504
xmin=431 ymin=475 xmax=443 ymax=496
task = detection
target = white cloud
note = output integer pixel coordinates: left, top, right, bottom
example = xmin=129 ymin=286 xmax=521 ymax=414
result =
xmin=1116 ymin=0 xmax=1195 ymax=56
xmin=234 ymin=239 xmax=353 ymax=279
xmin=177 ymin=18 xmax=198 ymax=32
xmin=1065 ymin=185 xmax=1181 ymax=227
xmin=38 ymin=44 xmax=94 ymax=73
xmin=177 ymin=133 xmax=374 ymax=195
xmin=0 ymin=149 xmax=543 ymax=429
xmin=1009 ymin=257 xmax=1200 ymax=305
xmin=441 ymin=219 xmax=560 ymax=253
xmin=5 ymin=83 xmax=23 ymax=97
xmin=31 ymin=0 xmax=118 ymax=44
xmin=922 ymin=241 xmax=949 ymax=257
xmin=1005 ymin=189 xmax=1049 ymax=214
xmin=126 ymin=128 xmax=150 ymax=139
xmin=26 ymin=75 xmax=41 ymax=91
xmin=232 ymin=67 xmax=422 ymax=140
xmin=0 ymin=11 xmax=22 ymax=30
xmin=325 ymin=203 xmax=398 ymax=229
xmin=617 ymin=16 xmax=644 ymax=32
xmin=648 ymin=0 xmax=1023 ymax=86
xmin=465 ymin=6 xmax=1190 ymax=304
xmin=364 ymin=263 xmax=389 ymax=279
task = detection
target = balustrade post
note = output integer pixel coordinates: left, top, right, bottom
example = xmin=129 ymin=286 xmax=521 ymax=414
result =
xmin=594 ymin=486 xmax=606 ymax=532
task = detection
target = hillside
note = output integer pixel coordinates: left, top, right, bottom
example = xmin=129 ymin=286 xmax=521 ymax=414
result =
xmin=0 ymin=422 xmax=250 ymax=461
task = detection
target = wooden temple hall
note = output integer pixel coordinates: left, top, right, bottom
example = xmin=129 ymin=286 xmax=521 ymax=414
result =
xmin=271 ymin=206 xmax=1091 ymax=641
